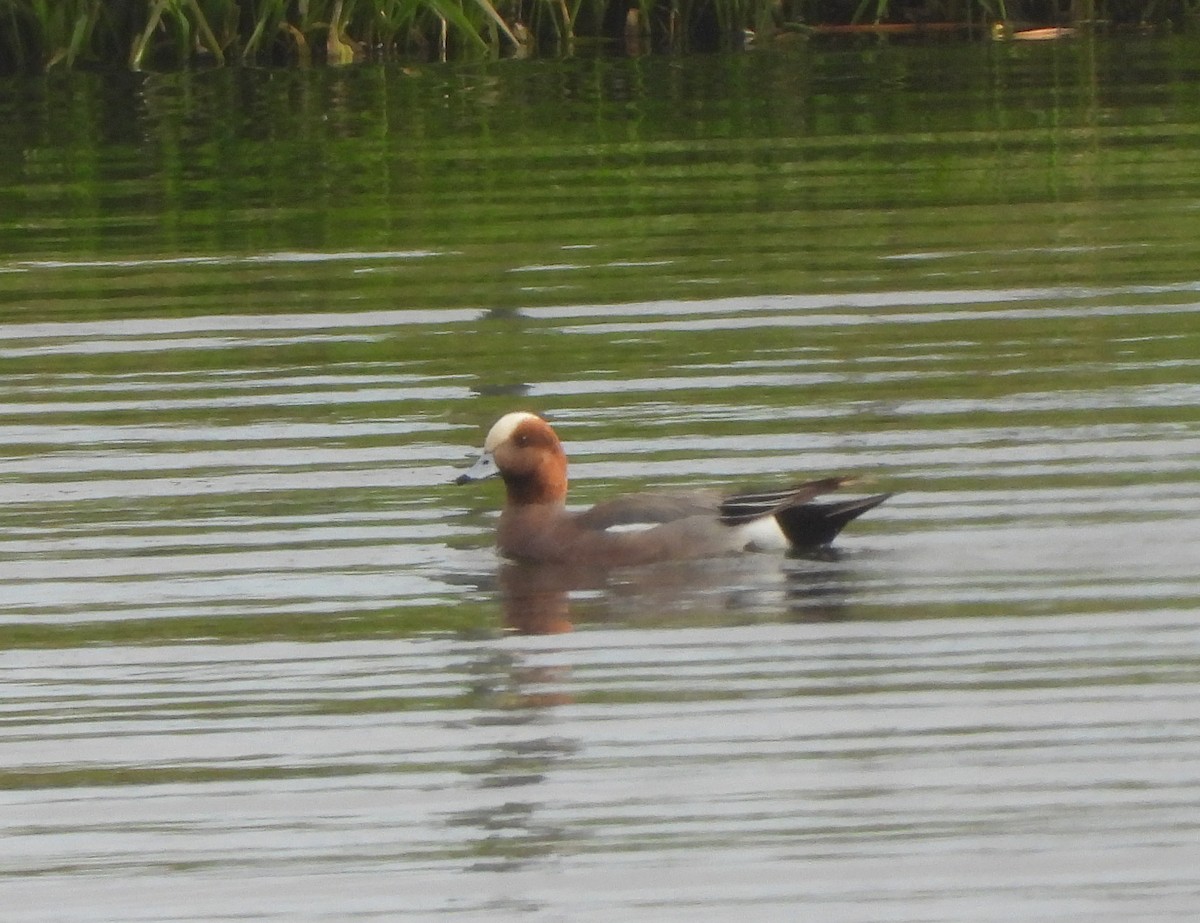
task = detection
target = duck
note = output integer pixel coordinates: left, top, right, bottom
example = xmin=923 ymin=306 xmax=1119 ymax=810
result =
xmin=455 ymin=412 xmax=890 ymax=567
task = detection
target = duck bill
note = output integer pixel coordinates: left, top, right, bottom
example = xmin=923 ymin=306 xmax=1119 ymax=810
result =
xmin=454 ymin=450 xmax=499 ymax=485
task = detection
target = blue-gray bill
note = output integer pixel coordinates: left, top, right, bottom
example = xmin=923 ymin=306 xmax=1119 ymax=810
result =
xmin=454 ymin=451 xmax=499 ymax=484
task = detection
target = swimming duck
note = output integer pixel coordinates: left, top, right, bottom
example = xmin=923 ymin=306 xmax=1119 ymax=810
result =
xmin=455 ymin=412 xmax=890 ymax=566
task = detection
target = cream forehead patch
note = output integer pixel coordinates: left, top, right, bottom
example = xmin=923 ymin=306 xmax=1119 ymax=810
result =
xmin=484 ymin=411 xmax=542 ymax=451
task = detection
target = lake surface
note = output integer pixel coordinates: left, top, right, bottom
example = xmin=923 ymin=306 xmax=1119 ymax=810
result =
xmin=2 ymin=34 xmax=1200 ymax=921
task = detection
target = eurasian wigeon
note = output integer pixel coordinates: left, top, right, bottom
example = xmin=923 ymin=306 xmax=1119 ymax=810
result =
xmin=456 ymin=411 xmax=891 ymax=567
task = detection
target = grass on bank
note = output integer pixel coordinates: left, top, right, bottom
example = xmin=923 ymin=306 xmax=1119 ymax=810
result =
xmin=0 ymin=0 xmax=517 ymax=69
xmin=0 ymin=0 xmax=1197 ymax=70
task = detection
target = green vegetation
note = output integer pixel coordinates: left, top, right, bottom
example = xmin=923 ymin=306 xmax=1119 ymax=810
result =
xmin=0 ymin=0 xmax=519 ymax=70
xmin=0 ymin=0 xmax=1196 ymax=71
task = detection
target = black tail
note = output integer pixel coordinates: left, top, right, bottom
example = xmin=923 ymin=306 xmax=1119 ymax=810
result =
xmin=774 ymin=493 xmax=891 ymax=549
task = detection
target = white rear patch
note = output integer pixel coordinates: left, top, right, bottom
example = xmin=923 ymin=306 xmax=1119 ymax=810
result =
xmin=737 ymin=516 xmax=788 ymax=551
xmin=484 ymin=411 xmax=542 ymax=451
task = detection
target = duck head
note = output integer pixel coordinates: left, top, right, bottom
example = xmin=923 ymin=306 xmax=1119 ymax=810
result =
xmin=455 ymin=411 xmax=568 ymax=505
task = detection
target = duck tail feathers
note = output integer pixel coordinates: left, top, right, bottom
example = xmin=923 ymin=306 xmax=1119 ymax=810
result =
xmin=774 ymin=493 xmax=891 ymax=549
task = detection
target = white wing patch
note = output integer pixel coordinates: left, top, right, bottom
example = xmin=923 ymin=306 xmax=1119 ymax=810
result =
xmin=603 ymin=522 xmax=661 ymax=534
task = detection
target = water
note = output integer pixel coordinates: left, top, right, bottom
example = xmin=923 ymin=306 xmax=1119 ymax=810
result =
xmin=2 ymin=35 xmax=1200 ymax=921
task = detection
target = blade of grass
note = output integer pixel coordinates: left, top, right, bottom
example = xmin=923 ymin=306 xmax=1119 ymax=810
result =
xmin=185 ymin=0 xmax=225 ymax=62
xmin=456 ymin=0 xmax=521 ymax=47
xmin=45 ymin=1 xmax=98 ymax=69
xmin=130 ymin=0 xmax=167 ymax=68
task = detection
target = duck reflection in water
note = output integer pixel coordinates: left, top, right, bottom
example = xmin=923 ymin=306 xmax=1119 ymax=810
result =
xmin=497 ymin=554 xmax=866 ymax=634
xmin=457 ymin=412 xmax=890 ymax=634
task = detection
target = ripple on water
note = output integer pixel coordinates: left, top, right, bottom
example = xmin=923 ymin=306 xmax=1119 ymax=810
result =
xmin=1 ymin=615 xmax=1198 ymax=920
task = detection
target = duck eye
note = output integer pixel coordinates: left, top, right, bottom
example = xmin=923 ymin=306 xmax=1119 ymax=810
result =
xmin=514 ymin=433 xmax=529 ymax=447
